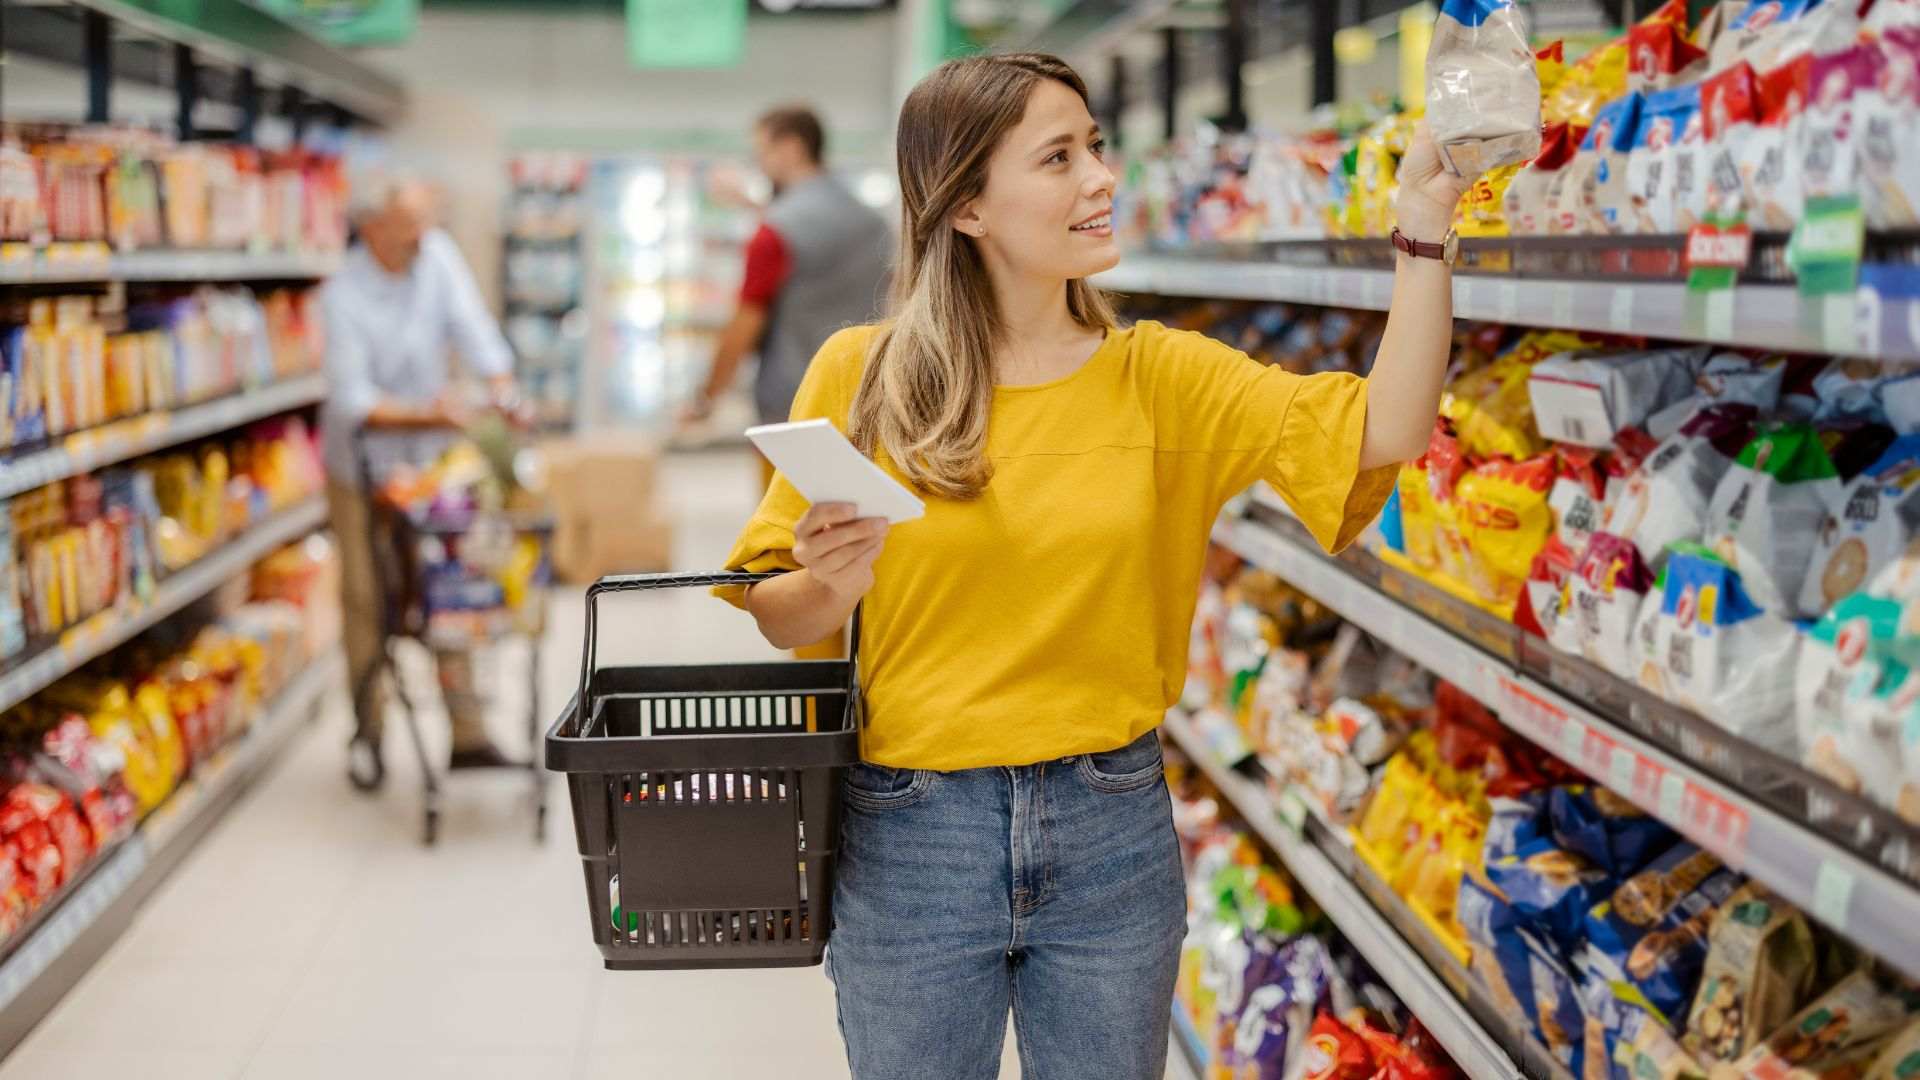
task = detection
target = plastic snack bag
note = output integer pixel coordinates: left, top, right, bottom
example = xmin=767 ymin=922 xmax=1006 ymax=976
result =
xmin=1712 ymin=971 xmax=1920 ymax=1080
xmin=1456 ymin=454 xmax=1558 ymax=611
xmin=1798 ymin=591 xmax=1902 ymax=791
xmin=1571 ymin=92 xmax=1648 ymax=234
xmin=1584 ymin=842 xmax=1741 ymax=1031
xmin=1837 ymin=658 xmax=1920 ymax=814
xmin=1547 ymin=784 xmax=1676 ymax=879
xmin=1712 ymin=0 xmax=1862 ymax=74
xmin=1529 ymin=346 xmax=1707 ymax=448
xmin=1568 ymin=532 xmax=1664 ymax=677
xmin=1683 ymin=883 xmax=1819 ymax=1065
xmin=1607 ymin=404 xmax=1761 ymax=574
xmin=1620 ymin=84 xmax=1704 ymax=233
xmin=1695 ymin=0 xmax=1752 ymax=53
xmin=1644 ymin=353 xmax=1785 ymax=442
xmin=1645 ymin=547 xmax=1801 ymax=750
xmin=1800 ymin=45 xmax=1883 ymax=205
xmin=1799 ymin=436 xmax=1920 ymax=615
xmin=1427 ymin=0 xmax=1545 ymax=175
xmin=1860 ymin=31 xmax=1920 ymax=228
xmin=1740 ymin=56 xmax=1815 ymax=229
xmin=1631 ymin=20 xmax=1712 ymax=92
xmin=1505 ymin=122 xmax=1589 ymax=234
xmin=1703 ymin=423 xmax=1844 ymax=620
xmin=1701 ymin=61 xmax=1765 ymax=222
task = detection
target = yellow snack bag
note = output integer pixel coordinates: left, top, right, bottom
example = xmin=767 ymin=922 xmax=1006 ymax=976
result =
xmin=1454 ymin=454 xmax=1558 ymax=611
xmin=1441 ymin=357 xmax=1543 ymax=461
xmin=1546 ymin=41 xmax=1629 ymax=128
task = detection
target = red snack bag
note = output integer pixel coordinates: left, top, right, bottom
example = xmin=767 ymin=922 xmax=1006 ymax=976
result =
xmin=1301 ymin=1011 xmax=1375 ymax=1080
xmin=1629 ymin=20 xmax=1711 ymax=91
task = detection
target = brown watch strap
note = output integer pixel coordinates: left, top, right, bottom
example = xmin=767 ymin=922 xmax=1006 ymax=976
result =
xmin=1390 ymin=227 xmax=1447 ymax=260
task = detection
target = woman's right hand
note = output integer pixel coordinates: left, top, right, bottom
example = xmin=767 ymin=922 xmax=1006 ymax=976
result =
xmin=793 ymin=502 xmax=889 ymax=601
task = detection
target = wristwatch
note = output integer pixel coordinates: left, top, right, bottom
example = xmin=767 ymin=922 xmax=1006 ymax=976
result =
xmin=1390 ymin=226 xmax=1459 ymax=266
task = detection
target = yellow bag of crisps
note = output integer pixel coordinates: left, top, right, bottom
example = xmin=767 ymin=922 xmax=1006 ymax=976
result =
xmin=1455 ymin=454 xmax=1559 ymax=611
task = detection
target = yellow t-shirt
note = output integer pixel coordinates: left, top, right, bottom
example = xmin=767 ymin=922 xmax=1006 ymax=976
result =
xmin=719 ymin=319 xmax=1396 ymax=771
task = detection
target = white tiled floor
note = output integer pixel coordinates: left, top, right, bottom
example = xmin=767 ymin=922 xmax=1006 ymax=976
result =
xmin=0 ymin=449 xmax=1031 ymax=1080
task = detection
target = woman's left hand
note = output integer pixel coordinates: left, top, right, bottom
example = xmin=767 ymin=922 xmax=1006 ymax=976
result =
xmin=1395 ymin=124 xmax=1474 ymax=243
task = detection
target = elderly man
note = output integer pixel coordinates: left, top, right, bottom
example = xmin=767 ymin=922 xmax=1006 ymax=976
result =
xmin=322 ymin=175 xmax=522 ymax=791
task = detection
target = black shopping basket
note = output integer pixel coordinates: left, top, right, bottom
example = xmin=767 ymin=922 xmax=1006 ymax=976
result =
xmin=545 ymin=572 xmax=860 ymax=970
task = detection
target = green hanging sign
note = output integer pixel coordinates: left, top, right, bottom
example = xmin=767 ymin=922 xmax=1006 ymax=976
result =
xmin=627 ymin=0 xmax=747 ymax=69
xmin=258 ymin=0 xmax=418 ymax=46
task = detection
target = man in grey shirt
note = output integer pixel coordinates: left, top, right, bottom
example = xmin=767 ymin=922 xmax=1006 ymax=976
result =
xmin=322 ymin=174 xmax=523 ymax=790
xmin=685 ymin=104 xmax=892 ymax=471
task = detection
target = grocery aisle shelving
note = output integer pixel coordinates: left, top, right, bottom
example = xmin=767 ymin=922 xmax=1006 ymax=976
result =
xmin=1094 ymin=254 xmax=1919 ymax=362
xmin=0 ymin=374 xmax=327 ymax=501
xmin=1208 ymin=509 xmax=1920 ymax=982
xmin=0 ymin=647 xmax=341 ymax=1054
xmin=0 ymin=251 xmax=342 ymax=286
xmin=0 ymin=496 xmax=328 ymax=714
xmin=1162 ymin=710 xmax=1545 ymax=1080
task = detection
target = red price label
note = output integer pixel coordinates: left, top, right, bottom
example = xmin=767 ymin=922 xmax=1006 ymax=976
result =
xmin=1686 ymin=222 xmax=1754 ymax=271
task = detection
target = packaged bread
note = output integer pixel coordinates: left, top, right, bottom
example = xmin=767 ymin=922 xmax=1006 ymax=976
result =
xmin=1426 ymin=0 xmax=1545 ymax=175
xmin=1606 ymin=404 xmax=1760 ymax=574
xmin=1740 ymin=56 xmax=1815 ymax=230
xmin=1683 ymin=882 xmax=1819 ymax=1064
xmin=1702 ymin=61 xmax=1765 ymax=221
xmin=1505 ymin=122 xmax=1589 ymax=234
xmin=1799 ymin=436 xmax=1920 ymax=616
xmin=1711 ymin=971 xmax=1920 ymax=1080
xmin=1801 ymin=45 xmax=1885 ymax=205
xmin=1567 ymin=532 xmax=1663 ymax=677
xmin=1573 ymin=93 xmax=1650 ymax=233
xmin=1797 ymin=591 xmax=1903 ymax=791
xmin=1860 ymin=30 xmax=1920 ymax=229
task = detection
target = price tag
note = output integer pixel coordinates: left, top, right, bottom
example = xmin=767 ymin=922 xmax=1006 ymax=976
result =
xmin=1658 ymin=769 xmax=1685 ymax=821
xmin=1855 ymin=284 xmax=1885 ymax=357
xmin=1559 ymin=716 xmax=1587 ymax=762
xmin=1812 ymin=861 xmax=1856 ymax=931
xmin=1551 ymin=283 xmax=1574 ymax=328
xmin=1609 ymin=288 xmax=1635 ymax=332
xmin=1609 ymin=746 xmax=1638 ymax=794
xmin=1497 ymin=281 xmax=1519 ymax=323
xmin=1822 ymin=292 xmax=1857 ymax=354
xmin=1276 ymin=787 xmax=1310 ymax=835
xmin=1704 ymin=288 xmax=1736 ymax=341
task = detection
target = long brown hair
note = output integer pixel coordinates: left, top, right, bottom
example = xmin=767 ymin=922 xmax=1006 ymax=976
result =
xmin=848 ymin=52 xmax=1119 ymax=501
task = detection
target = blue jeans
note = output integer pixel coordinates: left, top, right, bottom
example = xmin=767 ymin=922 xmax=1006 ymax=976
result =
xmin=826 ymin=731 xmax=1187 ymax=1080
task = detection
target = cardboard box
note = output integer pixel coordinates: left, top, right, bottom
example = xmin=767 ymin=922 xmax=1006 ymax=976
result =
xmin=536 ymin=433 xmax=674 ymax=584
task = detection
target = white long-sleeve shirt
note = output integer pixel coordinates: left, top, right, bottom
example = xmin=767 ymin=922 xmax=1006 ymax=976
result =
xmin=319 ymin=228 xmax=513 ymax=486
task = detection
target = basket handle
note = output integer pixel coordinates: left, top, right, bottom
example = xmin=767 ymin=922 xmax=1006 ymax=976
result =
xmin=577 ymin=571 xmax=863 ymax=716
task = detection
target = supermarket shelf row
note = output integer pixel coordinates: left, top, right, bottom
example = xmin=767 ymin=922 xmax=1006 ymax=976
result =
xmin=1208 ymin=509 xmax=1920 ymax=983
xmin=0 ymin=373 xmax=327 ymax=502
xmin=0 ymin=497 xmax=328 ymax=715
xmin=1162 ymin=710 xmax=1547 ymax=1080
xmin=0 ymin=648 xmax=340 ymax=1054
xmin=1093 ymin=254 xmax=1918 ymax=362
xmin=0 ymin=250 xmax=343 ymax=286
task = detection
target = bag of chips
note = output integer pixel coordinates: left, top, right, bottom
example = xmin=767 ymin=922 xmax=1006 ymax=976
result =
xmin=1426 ymin=0 xmax=1545 ymax=175
xmin=1550 ymin=39 xmax=1634 ymax=128
xmin=1704 ymin=423 xmax=1844 ymax=620
xmin=1860 ymin=31 xmax=1920 ymax=228
xmin=1712 ymin=972 xmax=1920 ymax=1080
xmin=1505 ymin=122 xmax=1590 ymax=234
xmin=1798 ymin=591 xmax=1903 ymax=791
xmin=1607 ymin=405 xmax=1761 ymax=574
xmin=1701 ymin=61 xmax=1765 ymax=222
xmin=1645 ymin=353 xmax=1786 ymax=442
xmin=1584 ymin=842 xmax=1741 ymax=1030
xmin=1684 ymin=883 xmax=1820 ymax=1066
xmin=1562 ymin=93 xmax=1649 ymax=234
xmin=1740 ymin=56 xmax=1815 ymax=229
xmin=1711 ymin=0 xmax=1862 ymax=74
xmin=1636 ymin=545 xmax=1800 ymax=752
xmin=1799 ymin=436 xmax=1920 ymax=615
xmin=1568 ymin=532 xmax=1664 ymax=678
xmin=1632 ymin=20 xmax=1712 ymax=92
xmin=1626 ymin=84 xmax=1706 ymax=233
xmin=1549 ymin=783 xmax=1677 ymax=880
xmin=1457 ymin=454 xmax=1559 ymax=611
xmin=1530 ymin=347 xmax=1708 ymax=448
xmin=1800 ymin=45 xmax=1883 ymax=205
xmin=1695 ymin=0 xmax=1752 ymax=53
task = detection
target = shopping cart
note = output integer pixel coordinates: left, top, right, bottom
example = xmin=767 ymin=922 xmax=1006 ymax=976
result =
xmin=546 ymin=573 xmax=859 ymax=969
xmin=354 ymin=434 xmax=554 ymax=845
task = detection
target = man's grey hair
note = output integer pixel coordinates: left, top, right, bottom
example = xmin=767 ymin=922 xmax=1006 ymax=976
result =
xmin=346 ymin=166 xmax=430 ymax=223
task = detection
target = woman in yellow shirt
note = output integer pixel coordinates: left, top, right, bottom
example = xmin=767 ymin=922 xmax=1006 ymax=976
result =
xmin=721 ymin=53 xmax=1473 ymax=1080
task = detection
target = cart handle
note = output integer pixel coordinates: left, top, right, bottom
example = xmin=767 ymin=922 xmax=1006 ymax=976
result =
xmin=577 ymin=571 xmax=862 ymax=717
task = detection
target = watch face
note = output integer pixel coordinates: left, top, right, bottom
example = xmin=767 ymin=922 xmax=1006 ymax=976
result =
xmin=1442 ymin=230 xmax=1460 ymax=265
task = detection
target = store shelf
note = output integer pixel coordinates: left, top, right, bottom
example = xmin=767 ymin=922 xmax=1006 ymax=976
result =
xmin=0 ymin=496 xmax=327 ymax=715
xmin=0 ymin=373 xmax=326 ymax=501
xmin=0 ymin=250 xmax=342 ymax=286
xmin=1162 ymin=710 xmax=1533 ymax=1080
xmin=0 ymin=648 xmax=340 ymax=1054
xmin=1209 ymin=512 xmax=1920 ymax=982
xmin=1094 ymin=255 xmax=1917 ymax=362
